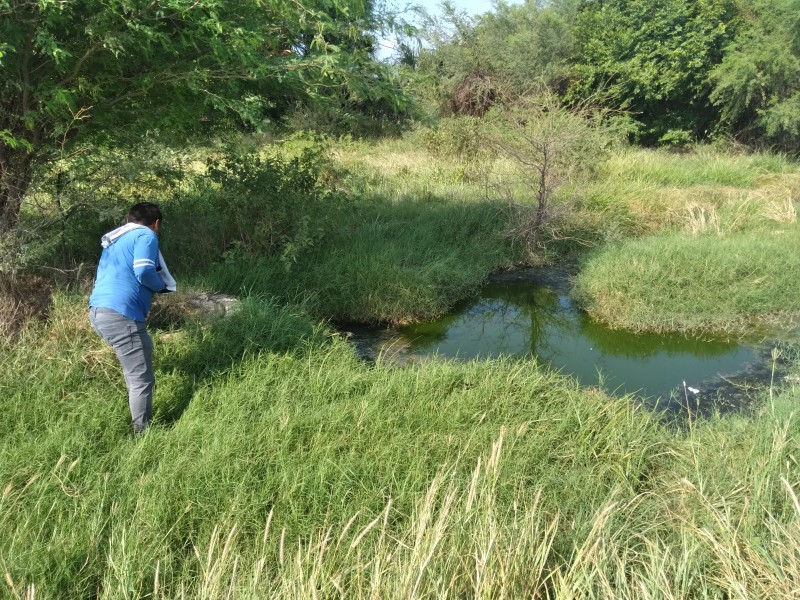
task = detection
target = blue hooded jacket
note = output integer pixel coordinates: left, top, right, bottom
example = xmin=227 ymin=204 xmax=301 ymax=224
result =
xmin=89 ymin=226 xmax=164 ymax=322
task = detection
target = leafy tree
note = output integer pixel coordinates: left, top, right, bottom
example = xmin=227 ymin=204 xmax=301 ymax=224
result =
xmin=410 ymin=1 xmax=481 ymax=114
xmin=475 ymin=0 xmax=575 ymax=94
xmin=414 ymin=0 xmax=575 ymax=116
xmin=0 ymin=0 xmax=406 ymax=234
xmin=570 ymin=0 xmax=738 ymax=144
xmin=709 ymin=0 xmax=800 ymax=149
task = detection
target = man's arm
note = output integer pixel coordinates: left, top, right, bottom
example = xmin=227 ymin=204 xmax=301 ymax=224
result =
xmin=133 ymin=233 xmax=166 ymax=292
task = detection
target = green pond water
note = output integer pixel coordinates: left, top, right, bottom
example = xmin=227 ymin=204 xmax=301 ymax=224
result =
xmin=388 ymin=270 xmax=777 ymax=411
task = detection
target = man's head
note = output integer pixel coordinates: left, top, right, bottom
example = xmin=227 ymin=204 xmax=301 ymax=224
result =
xmin=127 ymin=202 xmax=162 ymax=234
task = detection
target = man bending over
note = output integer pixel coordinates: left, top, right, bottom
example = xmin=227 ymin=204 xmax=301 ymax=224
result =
xmin=88 ymin=202 xmax=175 ymax=434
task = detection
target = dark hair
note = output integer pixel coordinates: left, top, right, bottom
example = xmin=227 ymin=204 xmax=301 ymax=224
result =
xmin=127 ymin=202 xmax=162 ymax=226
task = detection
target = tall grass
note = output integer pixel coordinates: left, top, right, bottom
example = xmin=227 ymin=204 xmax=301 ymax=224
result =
xmin=332 ymin=135 xmax=488 ymax=203
xmin=574 ymin=227 xmax=800 ymax=334
xmin=201 ymin=196 xmax=515 ymax=325
xmin=1 ymin=292 xmax=667 ymax=598
xmin=599 ymin=147 xmax=794 ymax=188
xmin=571 ymin=148 xmax=800 ymax=240
xmin=568 ymin=146 xmax=800 ymax=335
xmin=5 ymin=134 xmax=800 ymax=598
xmin=2 ymin=294 xmax=799 ymax=598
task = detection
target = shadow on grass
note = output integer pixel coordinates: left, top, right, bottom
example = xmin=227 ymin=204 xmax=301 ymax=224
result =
xmin=152 ymin=297 xmax=324 ymax=427
xmin=198 ymin=194 xmax=516 ymax=325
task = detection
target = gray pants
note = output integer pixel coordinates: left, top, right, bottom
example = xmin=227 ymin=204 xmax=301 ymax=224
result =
xmin=89 ymin=307 xmax=154 ymax=433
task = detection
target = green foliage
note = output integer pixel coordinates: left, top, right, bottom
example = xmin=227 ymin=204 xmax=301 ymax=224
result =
xmin=11 ymin=134 xmax=347 ymax=277
xmin=203 ymin=197 xmax=512 ymax=324
xmin=569 ymin=145 xmax=799 ymax=252
xmin=0 ymin=0 xmax=409 ymax=232
xmin=165 ymin=135 xmax=344 ymax=272
xmin=709 ymin=0 xmax=800 ymax=150
xmin=0 ymin=290 xmax=654 ymax=597
xmin=414 ymin=0 xmax=575 ymax=115
xmin=474 ymin=0 xmax=576 ymax=93
xmin=658 ymin=128 xmax=696 ymax=148
xmin=27 ymin=141 xmax=190 ymax=269
xmin=422 ymin=116 xmax=483 ymax=157
xmin=569 ymin=0 xmax=738 ymax=143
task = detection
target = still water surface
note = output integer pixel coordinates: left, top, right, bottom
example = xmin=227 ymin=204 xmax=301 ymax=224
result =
xmin=395 ymin=270 xmax=771 ymax=409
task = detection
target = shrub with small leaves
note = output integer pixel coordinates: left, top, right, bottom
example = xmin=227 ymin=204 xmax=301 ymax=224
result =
xmin=165 ymin=135 xmax=346 ymax=272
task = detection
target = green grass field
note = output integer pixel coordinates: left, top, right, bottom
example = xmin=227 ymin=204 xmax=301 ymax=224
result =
xmin=3 ymin=134 xmax=800 ymax=598
xmin=572 ymin=148 xmax=800 ymax=335
xmin=2 ymin=292 xmax=800 ymax=598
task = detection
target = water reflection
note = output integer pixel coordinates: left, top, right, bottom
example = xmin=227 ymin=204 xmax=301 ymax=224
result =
xmin=399 ymin=275 xmax=763 ymax=404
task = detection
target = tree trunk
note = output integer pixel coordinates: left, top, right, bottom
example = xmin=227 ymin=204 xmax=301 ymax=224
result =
xmin=0 ymin=145 xmax=34 ymax=235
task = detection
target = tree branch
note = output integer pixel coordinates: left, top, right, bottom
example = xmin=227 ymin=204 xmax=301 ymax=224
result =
xmin=21 ymin=37 xmax=33 ymax=114
xmin=57 ymin=41 xmax=105 ymax=88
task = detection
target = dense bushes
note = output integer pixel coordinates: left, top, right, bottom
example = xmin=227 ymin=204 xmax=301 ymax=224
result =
xmin=6 ymin=135 xmax=345 ymax=279
xmin=412 ymin=0 xmax=800 ymax=151
xmin=164 ymin=135 xmax=346 ymax=273
xmin=709 ymin=0 xmax=800 ymax=149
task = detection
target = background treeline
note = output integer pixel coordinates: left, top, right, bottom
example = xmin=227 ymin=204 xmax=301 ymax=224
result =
xmin=3 ymin=0 xmax=800 ymax=238
xmin=408 ymin=0 xmax=800 ymax=149
xmin=0 ymin=0 xmax=410 ymax=237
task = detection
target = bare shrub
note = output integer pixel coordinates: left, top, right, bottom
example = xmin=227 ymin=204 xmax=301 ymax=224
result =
xmin=483 ymin=93 xmax=616 ymax=257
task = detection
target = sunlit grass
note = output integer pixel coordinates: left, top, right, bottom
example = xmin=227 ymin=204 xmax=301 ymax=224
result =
xmin=600 ymin=147 xmax=795 ymax=188
xmin=573 ymin=149 xmax=800 ymax=237
xmin=6 ymin=132 xmax=800 ymax=598
xmin=2 ymin=295 xmax=799 ymax=598
xmin=574 ymin=226 xmax=800 ymax=334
